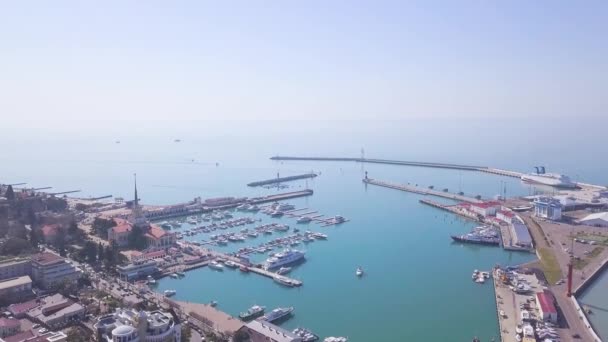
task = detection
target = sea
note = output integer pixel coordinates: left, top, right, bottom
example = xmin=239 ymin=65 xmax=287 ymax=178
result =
xmin=1 ymin=119 xmax=607 ymax=341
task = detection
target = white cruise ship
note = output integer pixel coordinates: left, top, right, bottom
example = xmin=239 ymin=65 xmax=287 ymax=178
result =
xmin=520 ymin=167 xmax=576 ymax=189
xmin=264 ymin=249 xmax=305 ymax=270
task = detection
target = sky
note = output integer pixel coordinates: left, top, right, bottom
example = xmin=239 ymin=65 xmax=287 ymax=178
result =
xmin=0 ymin=1 xmax=607 ymax=124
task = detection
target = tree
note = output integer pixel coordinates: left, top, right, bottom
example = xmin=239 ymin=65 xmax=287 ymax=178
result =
xmin=29 ymin=226 xmax=41 ymax=248
xmin=84 ymin=241 xmax=97 ymax=264
xmin=66 ymin=326 xmax=91 ymax=342
xmin=5 ymin=185 xmax=15 ymax=201
xmin=97 ymin=242 xmax=104 ymax=262
xmin=92 ymin=217 xmax=116 ymax=237
xmin=0 ymin=237 xmax=31 ymax=255
xmin=181 ymin=325 xmax=192 ymax=342
xmin=128 ymin=224 xmax=147 ymax=250
xmin=68 ymin=220 xmax=78 ymax=236
xmin=233 ymin=330 xmax=249 ymax=342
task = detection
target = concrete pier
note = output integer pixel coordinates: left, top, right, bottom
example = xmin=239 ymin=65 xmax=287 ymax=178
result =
xmin=365 ymin=178 xmax=483 ymax=203
xmin=249 ymin=189 xmax=314 ymax=204
xmin=247 ymin=173 xmax=317 ymax=187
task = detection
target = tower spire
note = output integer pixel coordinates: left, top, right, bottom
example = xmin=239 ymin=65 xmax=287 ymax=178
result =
xmin=134 ymin=173 xmax=139 ymax=207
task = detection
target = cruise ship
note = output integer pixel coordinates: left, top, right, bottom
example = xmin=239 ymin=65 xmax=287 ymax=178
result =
xmin=520 ymin=166 xmax=577 ymax=188
xmin=451 ymin=226 xmax=500 ymax=246
xmin=264 ymin=249 xmax=305 ymax=270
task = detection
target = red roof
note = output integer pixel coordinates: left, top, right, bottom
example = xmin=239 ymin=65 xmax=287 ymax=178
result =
xmin=147 ymin=225 xmax=167 ymax=239
xmin=143 ymin=250 xmax=166 ymax=259
xmin=472 ymin=201 xmax=501 ymax=209
xmin=8 ymin=299 xmax=39 ymax=315
xmin=41 ymin=224 xmax=61 ymax=237
xmin=0 ymin=317 xmax=20 ymax=328
xmin=113 ymin=218 xmax=129 ymax=225
xmin=498 ymin=210 xmax=515 ymax=218
xmin=537 ymin=291 xmax=557 ymax=314
xmin=112 ymin=222 xmax=132 ymax=234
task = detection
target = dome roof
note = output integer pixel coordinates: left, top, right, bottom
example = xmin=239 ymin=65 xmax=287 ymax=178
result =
xmin=112 ymin=325 xmax=136 ymax=336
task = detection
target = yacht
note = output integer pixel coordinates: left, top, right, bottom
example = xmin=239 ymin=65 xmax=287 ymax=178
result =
xmin=260 ymin=307 xmax=294 ymax=323
xmin=225 ymin=260 xmax=238 ymax=268
xmin=170 ymin=273 xmax=179 ymax=279
xmin=311 ymin=232 xmax=328 ymax=240
xmin=356 ymin=266 xmax=364 ymax=277
xmin=323 ymin=338 xmax=347 ymax=342
xmin=333 ymin=215 xmax=345 ymax=224
xmin=275 ymin=224 xmax=290 ymax=232
xmin=160 ymin=222 xmax=172 ymax=230
xmin=176 ymin=271 xmax=185 ymax=277
xmin=277 ymin=267 xmax=292 ymax=275
xmin=297 ymin=216 xmax=312 ymax=223
xmin=270 ymin=211 xmax=284 ymax=217
xmin=239 ymin=305 xmax=266 ymax=321
xmin=248 ymin=205 xmax=261 ymax=212
xmin=276 ymin=203 xmax=295 ymax=211
xmin=209 ymin=261 xmax=224 ymax=271
xmin=147 ymin=275 xmax=156 ymax=285
xmin=264 ymin=249 xmax=305 ymax=270
xmin=164 ymin=289 xmax=176 ymax=297
xmin=292 ymin=328 xmax=320 ymax=342
xmin=521 ymin=167 xmax=577 ymax=188
xmin=247 ymin=231 xmax=259 ymax=238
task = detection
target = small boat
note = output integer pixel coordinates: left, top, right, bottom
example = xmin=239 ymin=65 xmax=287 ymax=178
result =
xmin=271 ymin=211 xmax=284 ymax=217
xmin=274 ymin=276 xmax=299 ymax=287
xmin=209 ymin=261 xmax=224 ymax=271
xmin=239 ymin=265 xmax=250 ymax=272
xmin=323 ymin=338 xmax=347 ymax=342
xmin=356 ymin=266 xmax=364 ymax=277
xmin=297 ymin=216 xmax=312 ymax=224
xmin=147 ymin=275 xmax=156 ymax=285
xmin=170 ymin=273 xmax=179 ymax=279
xmin=225 ymin=260 xmax=238 ymax=268
xmin=239 ymin=305 xmax=266 ymax=321
xmin=293 ymin=327 xmax=320 ymax=342
xmin=260 ymin=307 xmax=294 ymax=323
xmin=333 ymin=215 xmax=345 ymax=224
xmin=176 ymin=271 xmax=185 ymax=277
xmin=164 ymin=289 xmax=176 ymax=297
xmin=277 ymin=267 xmax=292 ymax=275
xmin=210 ymin=300 xmax=218 ymax=307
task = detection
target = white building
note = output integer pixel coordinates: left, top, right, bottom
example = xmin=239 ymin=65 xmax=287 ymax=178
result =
xmin=0 ymin=276 xmax=33 ymax=303
xmin=116 ymin=260 xmax=158 ymax=281
xmin=534 ymin=197 xmax=562 ymax=221
xmin=30 ymin=253 xmax=81 ymax=290
xmin=578 ymin=212 xmax=608 ymax=227
xmin=496 ymin=210 xmax=515 ymax=224
xmin=469 ymin=201 xmax=501 ymax=217
xmin=238 ymin=320 xmax=302 ymax=342
xmin=94 ymin=308 xmax=181 ymax=342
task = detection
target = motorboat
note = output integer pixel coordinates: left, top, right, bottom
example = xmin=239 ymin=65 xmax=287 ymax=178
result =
xmin=293 ymin=328 xmax=320 ymax=342
xmin=270 ymin=211 xmax=284 ymax=217
xmin=297 ymin=216 xmax=312 ymax=223
xmin=264 ymin=249 xmax=305 ymax=270
xmin=277 ymin=267 xmax=292 ymax=275
xmin=210 ymin=300 xmax=218 ymax=307
xmin=239 ymin=305 xmax=266 ymax=321
xmin=209 ymin=261 xmax=224 ymax=271
xmin=224 ymin=260 xmax=238 ymax=268
xmin=260 ymin=307 xmax=294 ymax=323
xmin=170 ymin=273 xmax=179 ymax=279
xmin=333 ymin=215 xmax=345 ymax=224
xmin=356 ymin=266 xmax=364 ymax=277
xmin=164 ymin=289 xmax=176 ymax=297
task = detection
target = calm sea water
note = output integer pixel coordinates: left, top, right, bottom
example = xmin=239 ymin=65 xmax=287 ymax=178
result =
xmin=1 ymin=119 xmax=606 ymax=341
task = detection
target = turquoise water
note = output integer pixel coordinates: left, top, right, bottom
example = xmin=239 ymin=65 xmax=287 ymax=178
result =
xmin=2 ymin=119 xmax=607 ymax=341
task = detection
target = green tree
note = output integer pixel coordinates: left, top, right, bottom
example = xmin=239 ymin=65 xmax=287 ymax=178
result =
xmin=0 ymin=237 xmax=31 ymax=255
xmin=128 ymin=224 xmax=147 ymax=250
xmin=181 ymin=325 xmax=192 ymax=342
xmin=97 ymin=242 xmax=104 ymax=262
xmin=29 ymin=226 xmax=41 ymax=248
xmin=84 ymin=241 xmax=97 ymax=264
xmin=233 ymin=330 xmax=249 ymax=342
xmin=66 ymin=326 xmax=91 ymax=342
xmin=68 ymin=220 xmax=78 ymax=236
xmin=5 ymin=185 xmax=15 ymax=201
xmin=92 ymin=217 xmax=116 ymax=237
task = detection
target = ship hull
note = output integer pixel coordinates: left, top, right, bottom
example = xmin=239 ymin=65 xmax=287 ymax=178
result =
xmin=451 ymin=235 xmax=500 ymax=246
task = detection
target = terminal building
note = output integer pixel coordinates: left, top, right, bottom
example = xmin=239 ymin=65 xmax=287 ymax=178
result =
xmin=533 ymin=197 xmax=562 ymax=221
xmin=116 ymin=260 xmax=158 ymax=281
xmin=238 ymin=321 xmax=302 ymax=342
xmin=578 ymin=212 xmax=608 ymax=227
xmin=94 ymin=308 xmax=181 ymax=342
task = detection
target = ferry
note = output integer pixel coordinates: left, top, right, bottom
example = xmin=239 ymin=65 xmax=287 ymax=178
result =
xmin=264 ymin=249 xmax=305 ymax=270
xmin=293 ymin=328 xmax=319 ymax=342
xmin=239 ymin=305 xmax=265 ymax=321
xmin=451 ymin=226 xmax=500 ymax=246
xmin=209 ymin=261 xmax=224 ymax=271
xmin=164 ymin=289 xmax=176 ymax=297
xmin=520 ymin=166 xmax=577 ymax=188
xmin=260 ymin=307 xmax=294 ymax=323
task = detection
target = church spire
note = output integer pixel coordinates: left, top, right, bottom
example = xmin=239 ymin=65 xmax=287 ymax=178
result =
xmin=133 ymin=173 xmax=139 ymax=207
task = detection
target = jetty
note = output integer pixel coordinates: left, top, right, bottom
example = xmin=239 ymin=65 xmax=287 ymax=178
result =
xmin=249 ymin=189 xmax=313 ymax=204
xmin=271 ymin=155 xmax=522 ymax=178
xmin=247 ymin=173 xmax=317 ymax=187
xmin=364 ymin=178 xmax=483 ymax=203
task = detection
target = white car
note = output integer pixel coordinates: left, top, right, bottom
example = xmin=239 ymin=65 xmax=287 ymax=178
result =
xmin=38 ymin=328 xmax=48 ymax=334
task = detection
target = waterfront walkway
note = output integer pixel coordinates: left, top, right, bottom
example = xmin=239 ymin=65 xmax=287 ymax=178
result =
xmin=364 ymin=178 xmax=483 ymax=203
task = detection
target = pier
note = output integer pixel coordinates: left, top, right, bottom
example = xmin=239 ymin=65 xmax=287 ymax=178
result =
xmin=364 ymin=178 xmax=483 ymax=203
xmin=49 ymin=190 xmax=82 ymax=196
xmin=247 ymin=173 xmax=317 ymax=187
xmin=249 ymin=189 xmax=313 ymax=204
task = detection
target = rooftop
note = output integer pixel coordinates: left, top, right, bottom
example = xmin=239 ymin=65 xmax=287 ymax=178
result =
xmin=8 ymin=299 xmax=39 ymax=315
xmin=30 ymin=253 xmax=63 ymax=266
xmin=2 ymin=330 xmax=34 ymax=342
xmin=41 ymin=224 xmax=61 ymax=237
xmin=580 ymin=211 xmax=608 ymax=222
xmin=0 ymin=276 xmax=32 ymax=290
xmin=0 ymin=258 xmax=31 ymax=267
xmin=536 ymin=291 xmax=557 ymax=314
xmin=0 ymin=317 xmax=20 ymax=328
xmin=244 ymin=320 xmax=301 ymax=342
xmin=111 ymin=222 xmax=132 ymax=234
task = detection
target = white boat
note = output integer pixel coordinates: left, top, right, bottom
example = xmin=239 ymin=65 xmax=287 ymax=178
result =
xmin=225 ymin=260 xmax=238 ymax=268
xmin=324 ymin=338 xmax=348 ymax=342
xmin=276 ymin=203 xmax=295 ymax=211
xmin=297 ymin=216 xmax=312 ymax=223
xmin=311 ymin=232 xmax=328 ymax=240
xmin=356 ymin=266 xmax=364 ymax=277
xmin=270 ymin=211 xmax=284 ymax=217
xmin=209 ymin=261 xmax=224 ymax=271
xmin=264 ymin=249 xmax=305 ymax=270
xmin=147 ymin=275 xmax=156 ymax=285
xmin=277 ymin=267 xmax=292 ymax=275
xmin=521 ymin=167 xmax=576 ymax=188
xmin=164 ymin=289 xmax=176 ymax=297
xmin=170 ymin=273 xmax=179 ymax=279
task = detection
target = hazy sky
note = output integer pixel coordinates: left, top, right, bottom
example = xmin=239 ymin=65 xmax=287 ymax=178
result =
xmin=1 ymin=1 xmax=606 ymax=122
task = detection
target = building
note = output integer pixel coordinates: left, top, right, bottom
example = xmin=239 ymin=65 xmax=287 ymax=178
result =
xmin=116 ymin=260 xmax=158 ymax=281
xmin=534 ymin=197 xmax=562 ymax=220
xmin=40 ymin=224 xmax=62 ymax=244
xmin=496 ymin=210 xmax=515 ymax=224
xmin=510 ymin=218 xmax=533 ymax=249
xmin=0 ymin=318 xmax=20 ymax=338
xmin=578 ymin=212 xmax=608 ymax=227
xmin=26 ymin=294 xmax=85 ymax=329
xmin=469 ymin=201 xmax=501 ymax=217
xmin=238 ymin=320 xmax=302 ymax=342
xmin=0 ymin=330 xmax=67 ymax=342
xmin=128 ymin=174 xmax=148 ymax=226
xmin=0 ymin=330 xmax=34 ymax=342
xmin=0 ymin=276 xmax=33 ymax=304
xmin=144 ymin=225 xmax=176 ymax=249
xmin=0 ymin=258 xmax=31 ymax=281
xmin=8 ymin=300 xmax=39 ymax=318
xmin=536 ymin=291 xmax=558 ymax=323
xmin=107 ymin=218 xmax=133 ymax=247
xmin=94 ymin=308 xmax=181 ymax=342
xmin=30 ymin=253 xmax=81 ymax=290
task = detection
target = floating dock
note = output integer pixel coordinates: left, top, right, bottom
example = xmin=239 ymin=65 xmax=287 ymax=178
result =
xmin=247 ymin=173 xmax=318 ymax=187
xmin=364 ymin=178 xmax=483 ymax=203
